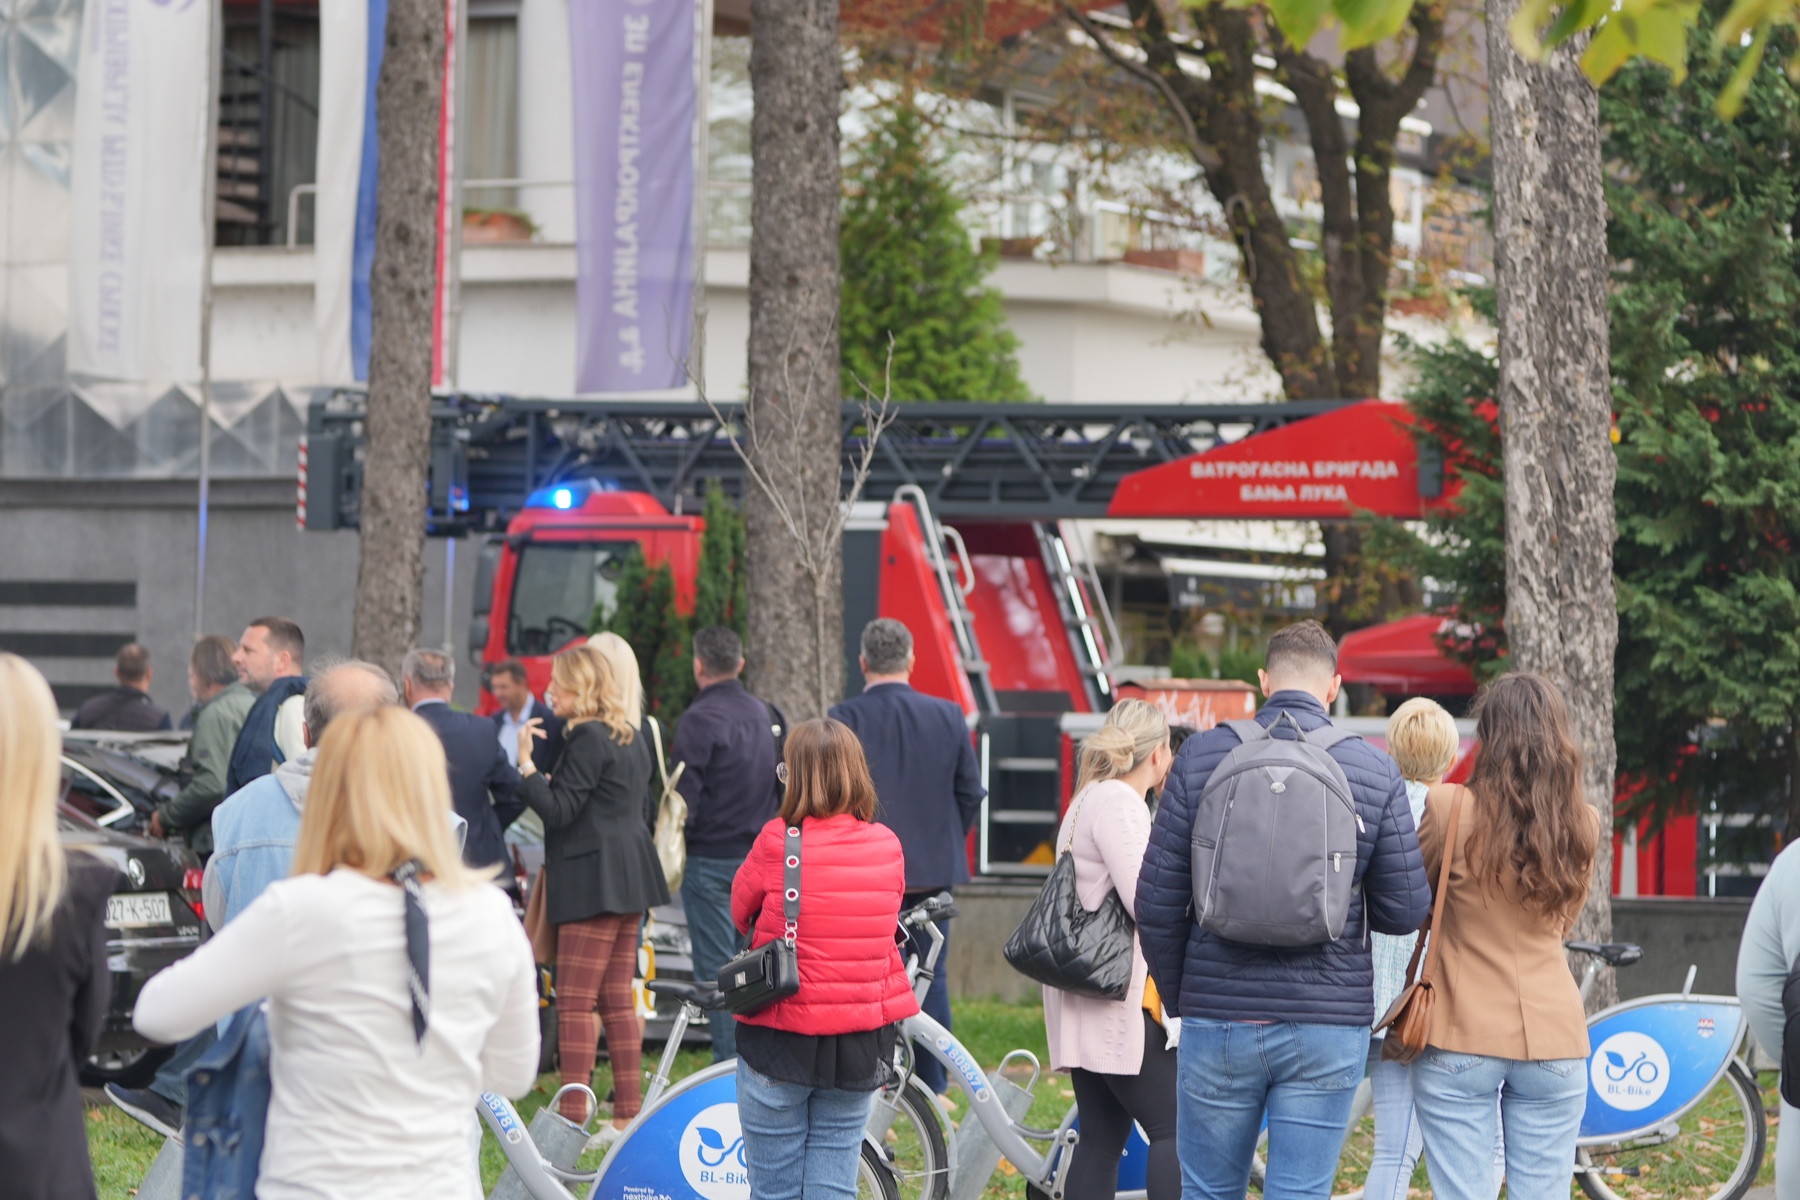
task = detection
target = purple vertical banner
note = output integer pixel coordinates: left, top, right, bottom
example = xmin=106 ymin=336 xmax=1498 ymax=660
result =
xmin=572 ymin=0 xmax=696 ymax=393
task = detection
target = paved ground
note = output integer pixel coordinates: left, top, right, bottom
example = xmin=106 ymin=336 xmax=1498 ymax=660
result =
xmin=1745 ymin=1187 xmax=1775 ymax=1199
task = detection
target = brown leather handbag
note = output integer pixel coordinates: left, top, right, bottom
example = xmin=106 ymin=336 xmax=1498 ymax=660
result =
xmin=524 ymin=867 xmax=556 ymax=966
xmin=1375 ymin=788 xmax=1464 ymax=1065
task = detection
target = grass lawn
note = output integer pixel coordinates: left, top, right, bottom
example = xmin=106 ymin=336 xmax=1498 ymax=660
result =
xmin=81 ymin=1000 xmax=1782 ymax=1199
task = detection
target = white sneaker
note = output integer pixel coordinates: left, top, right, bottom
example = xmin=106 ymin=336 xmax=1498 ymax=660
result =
xmin=585 ymin=1122 xmax=628 ymax=1152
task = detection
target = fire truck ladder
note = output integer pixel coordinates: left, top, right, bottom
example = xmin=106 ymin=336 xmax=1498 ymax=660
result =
xmin=893 ymin=485 xmax=1000 ymax=716
xmin=1036 ymin=520 xmax=1123 ymax=710
xmin=298 ymin=394 xmax=1355 ymax=534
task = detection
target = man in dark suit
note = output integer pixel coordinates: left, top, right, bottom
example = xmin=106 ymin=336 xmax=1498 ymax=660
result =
xmin=830 ymin=617 xmax=985 ymax=1096
xmin=487 ymin=657 xmax=564 ymax=774
xmin=402 ymin=648 xmax=523 ymax=878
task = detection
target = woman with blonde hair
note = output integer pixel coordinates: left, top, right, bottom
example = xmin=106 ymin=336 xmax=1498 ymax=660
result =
xmin=0 ymin=654 xmax=118 ymax=1200
xmin=1043 ymin=698 xmax=1178 ymax=1200
xmin=516 ymin=643 xmax=670 ymax=1133
xmin=1410 ymin=673 xmax=1602 ymax=1199
xmin=133 ymin=706 xmax=540 ymax=1199
xmin=587 ymin=630 xmax=671 ymax=829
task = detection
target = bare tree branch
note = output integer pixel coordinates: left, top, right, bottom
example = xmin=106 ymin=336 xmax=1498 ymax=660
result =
xmin=1061 ymin=4 xmax=1223 ymax=175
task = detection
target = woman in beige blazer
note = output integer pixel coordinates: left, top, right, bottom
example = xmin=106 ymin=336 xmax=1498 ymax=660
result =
xmin=1410 ymin=673 xmax=1601 ymax=1200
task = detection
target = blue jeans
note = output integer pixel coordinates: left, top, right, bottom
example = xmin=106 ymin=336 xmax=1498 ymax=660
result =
xmin=903 ymin=913 xmax=952 ymax=1094
xmin=736 ymin=1060 xmax=876 ymax=1200
xmin=1363 ymin=1038 xmax=1424 ymax=1200
xmin=150 ymin=1026 xmax=218 ymax=1106
xmin=1177 ymin=1019 xmax=1365 ymax=1200
xmin=683 ymin=853 xmax=746 ymax=1060
xmin=1410 ymin=1047 xmax=1587 ymax=1200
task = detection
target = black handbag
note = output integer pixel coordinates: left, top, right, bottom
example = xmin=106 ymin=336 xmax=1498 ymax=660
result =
xmin=717 ymin=824 xmax=802 ymax=1015
xmin=1003 ymin=791 xmax=1136 ymax=1000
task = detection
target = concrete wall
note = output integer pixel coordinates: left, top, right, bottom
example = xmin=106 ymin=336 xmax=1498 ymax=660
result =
xmin=946 ymin=887 xmax=1757 ymax=1005
xmin=0 ymin=480 xmax=485 ymax=715
xmin=1613 ymin=896 xmax=1751 ymax=1000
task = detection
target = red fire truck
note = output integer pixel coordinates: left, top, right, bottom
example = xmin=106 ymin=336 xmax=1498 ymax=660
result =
xmin=304 ymin=394 xmax=1688 ymax=890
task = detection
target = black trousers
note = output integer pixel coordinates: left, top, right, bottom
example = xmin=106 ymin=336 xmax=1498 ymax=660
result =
xmin=1065 ymin=1009 xmax=1180 ymax=1200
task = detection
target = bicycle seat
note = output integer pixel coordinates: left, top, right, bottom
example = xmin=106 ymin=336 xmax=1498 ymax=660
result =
xmin=1566 ymin=940 xmax=1644 ymax=967
xmin=905 ymin=891 xmax=960 ymax=923
xmin=647 ymin=979 xmax=732 ymax=1010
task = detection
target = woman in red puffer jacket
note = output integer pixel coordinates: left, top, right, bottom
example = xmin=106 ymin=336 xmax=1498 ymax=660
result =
xmin=731 ymin=717 xmax=919 ymax=1200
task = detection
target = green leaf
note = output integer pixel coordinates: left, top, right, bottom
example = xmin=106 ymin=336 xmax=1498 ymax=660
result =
xmin=1542 ymin=0 xmax=1609 ymax=49
xmin=1263 ymin=0 xmax=1335 ymax=48
xmin=1337 ymin=0 xmax=1417 ymax=48
xmin=1510 ymin=0 xmax=1566 ymax=59
xmin=1713 ymin=0 xmax=1776 ymax=48
xmin=1582 ymin=15 xmax=1642 ymax=83
xmin=1715 ymin=21 xmax=1768 ymax=114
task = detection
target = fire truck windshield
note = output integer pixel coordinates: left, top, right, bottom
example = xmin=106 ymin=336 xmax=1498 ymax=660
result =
xmin=506 ymin=540 xmax=638 ymax=656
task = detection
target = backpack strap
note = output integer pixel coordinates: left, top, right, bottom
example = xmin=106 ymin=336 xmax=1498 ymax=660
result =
xmin=1303 ymin=722 xmax=1359 ymax=751
xmin=1224 ymin=719 xmax=1268 ymax=744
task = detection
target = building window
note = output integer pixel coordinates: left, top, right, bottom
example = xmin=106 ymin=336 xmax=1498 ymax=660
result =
xmin=217 ymin=5 xmax=322 ymax=247
xmin=463 ymin=12 xmax=520 ymax=212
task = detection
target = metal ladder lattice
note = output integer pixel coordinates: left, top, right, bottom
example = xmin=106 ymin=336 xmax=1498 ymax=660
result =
xmin=894 ymin=485 xmax=1000 ymax=715
xmin=1034 ymin=521 xmax=1119 ymax=711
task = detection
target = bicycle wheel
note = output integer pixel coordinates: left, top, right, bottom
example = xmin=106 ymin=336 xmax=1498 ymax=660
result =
xmin=861 ymin=1140 xmax=902 ymax=1200
xmin=868 ymin=1075 xmax=951 ymax=1200
xmin=1576 ymin=1059 xmax=1766 ymax=1200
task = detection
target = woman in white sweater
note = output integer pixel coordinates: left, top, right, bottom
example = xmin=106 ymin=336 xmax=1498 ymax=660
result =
xmin=134 ymin=705 xmax=540 ymax=1200
xmin=1042 ymin=698 xmax=1175 ymax=1200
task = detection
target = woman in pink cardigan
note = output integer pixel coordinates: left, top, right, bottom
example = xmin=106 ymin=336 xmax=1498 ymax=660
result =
xmin=1043 ymin=698 xmax=1176 ymax=1200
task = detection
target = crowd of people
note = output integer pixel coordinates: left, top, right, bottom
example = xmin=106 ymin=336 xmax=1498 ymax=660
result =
xmin=0 ymin=611 xmax=1776 ymax=1200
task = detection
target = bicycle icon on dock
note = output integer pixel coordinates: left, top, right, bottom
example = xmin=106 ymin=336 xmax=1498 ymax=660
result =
xmin=1602 ymin=1049 xmax=1662 ymax=1085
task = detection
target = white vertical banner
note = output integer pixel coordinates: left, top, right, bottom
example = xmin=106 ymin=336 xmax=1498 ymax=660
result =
xmin=68 ymin=0 xmax=212 ymax=383
xmin=315 ymin=0 xmax=371 ymax=384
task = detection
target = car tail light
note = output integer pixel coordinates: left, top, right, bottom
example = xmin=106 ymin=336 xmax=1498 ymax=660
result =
xmin=181 ymin=867 xmax=205 ymax=924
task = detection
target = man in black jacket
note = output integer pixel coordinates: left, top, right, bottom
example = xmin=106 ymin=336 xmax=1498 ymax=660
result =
xmin=403 ymin=648 xmax=523 ymax=878
xmin=669 ymin=625 xmax=782 ymax=1059
xmin=830 ymin=618 xmax=984 ymax=1095
xmin=71 ymin=643 xmax=172 ymax=731
xmin=488 ymin=657 xmax=564 ymax=774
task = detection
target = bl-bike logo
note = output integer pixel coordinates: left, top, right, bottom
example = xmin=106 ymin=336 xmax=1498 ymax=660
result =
xmin=1589 ymin=1031 xmax=1671 ymax=1113
xmin=680 ymin=1103 xmax=751 ymax=1200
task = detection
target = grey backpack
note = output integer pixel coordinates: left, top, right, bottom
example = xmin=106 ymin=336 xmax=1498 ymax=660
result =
xmin=1190 ymin=713 xmax=1365 ymax=947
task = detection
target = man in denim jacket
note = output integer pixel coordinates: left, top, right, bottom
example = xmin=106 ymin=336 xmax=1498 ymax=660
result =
xmin=202 ymin=661 xmax=398 ymax=929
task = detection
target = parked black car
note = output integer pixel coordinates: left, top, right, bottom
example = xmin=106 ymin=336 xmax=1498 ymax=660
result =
xmin=56 ymin=738 xmax=207 ymax=1087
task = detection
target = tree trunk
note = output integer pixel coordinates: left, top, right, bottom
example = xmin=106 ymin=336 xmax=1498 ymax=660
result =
xmin=1487 ymin=0 xmax=1619 ymax=1010
xmin=744 ymin=0 xmax=843 ymax=721
xmin=351 ymin=0 xmax=443 ymax=677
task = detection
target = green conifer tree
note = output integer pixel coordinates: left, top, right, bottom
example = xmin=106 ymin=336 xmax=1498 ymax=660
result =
xmin=840 ymin=101 xmax=1035 ymax=402
xmin=591 ymin=544 xmax=690 ymax=723
xmin=693 ymin=480 xmax=748 ymax=637
xmin=1395 ymin=13 xmax=1800 ymax=837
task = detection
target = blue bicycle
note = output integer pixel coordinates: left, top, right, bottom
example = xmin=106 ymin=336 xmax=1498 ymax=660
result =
xmin=1568 ymin=940 xmax=1766 ymax=1200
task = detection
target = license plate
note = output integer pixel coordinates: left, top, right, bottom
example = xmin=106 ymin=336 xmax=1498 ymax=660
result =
xmin=106 ymin=892 xmax=172 ymax=928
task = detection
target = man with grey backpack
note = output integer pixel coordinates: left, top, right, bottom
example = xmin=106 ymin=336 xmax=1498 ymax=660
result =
xmin=1135 ymin=620 xmax=1432 ymax=1199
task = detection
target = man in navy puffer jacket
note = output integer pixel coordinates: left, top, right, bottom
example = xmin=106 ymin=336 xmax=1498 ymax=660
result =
xmin=1136 ymin=620 xmax=1431 ymax=1199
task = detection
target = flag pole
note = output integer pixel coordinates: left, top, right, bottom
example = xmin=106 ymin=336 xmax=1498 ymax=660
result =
xmin=195 ymin=0 xmax=223 ymax=639
xmin=442 ymin=0 xmax=468 ymax=655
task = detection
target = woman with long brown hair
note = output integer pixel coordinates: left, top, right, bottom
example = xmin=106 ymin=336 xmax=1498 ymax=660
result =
xmin=1409 ymin=672 xmax=1601 ymax=1200
xmin=516 ymin=644 xmax=670 ymax=1135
